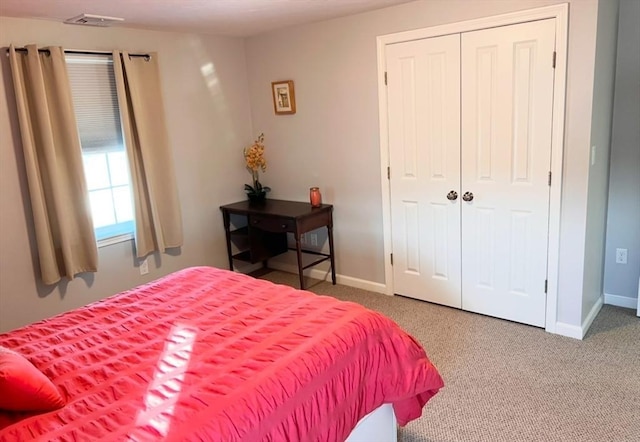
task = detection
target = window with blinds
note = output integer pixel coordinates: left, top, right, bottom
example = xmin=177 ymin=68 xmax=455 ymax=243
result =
xmin=66 ymin=54 xmax=134 ymax=243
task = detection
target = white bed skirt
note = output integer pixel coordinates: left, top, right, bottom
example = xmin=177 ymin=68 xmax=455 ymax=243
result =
xmin=344 ymin=403 xmax=397 ymax=442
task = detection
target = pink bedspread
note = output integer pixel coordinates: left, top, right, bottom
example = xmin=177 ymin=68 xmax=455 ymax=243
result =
xmin=0 ymin=266 xmax=443 ymax=441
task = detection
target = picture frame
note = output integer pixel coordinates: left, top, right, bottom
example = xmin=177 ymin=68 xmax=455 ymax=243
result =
xmin=271 ymin=80 xmax=296 ymax=115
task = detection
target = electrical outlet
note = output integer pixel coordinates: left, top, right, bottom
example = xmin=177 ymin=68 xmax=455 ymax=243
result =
xmin=310 ymin=233 xmax=318 ymax=246
xmin=140 ymin=258 xmax=149 ymax=275
xmin=615 ymin=248 xmax=628 ymax=264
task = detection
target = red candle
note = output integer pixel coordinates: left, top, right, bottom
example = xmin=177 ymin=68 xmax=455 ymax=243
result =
xmin=310 ymin=187 xmax=322 ymax=207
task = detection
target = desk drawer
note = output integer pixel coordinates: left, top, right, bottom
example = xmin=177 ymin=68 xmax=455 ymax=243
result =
xmin=249 ymin=215 xmax=295 ymax=233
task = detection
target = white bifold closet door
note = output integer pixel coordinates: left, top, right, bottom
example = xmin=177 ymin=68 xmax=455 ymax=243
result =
xmin=387 ymin=19 xmax=556 ymax=327
xmin=460 ymin=19 xmax=555 ymax=326
xmin=387 ymin=34 xmax=462 ymax=309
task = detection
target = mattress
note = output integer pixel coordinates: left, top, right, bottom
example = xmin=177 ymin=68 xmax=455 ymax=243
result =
xmin=0 ymin=266 xmax=443 ymax=441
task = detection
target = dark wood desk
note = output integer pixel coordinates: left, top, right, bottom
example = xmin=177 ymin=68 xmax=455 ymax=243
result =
xmin=220 ymin=199 xmax=336 ymax=290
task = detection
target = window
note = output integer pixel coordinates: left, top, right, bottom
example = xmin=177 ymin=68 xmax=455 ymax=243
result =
xmin=66 ymin=54 xmax=134 ymax=243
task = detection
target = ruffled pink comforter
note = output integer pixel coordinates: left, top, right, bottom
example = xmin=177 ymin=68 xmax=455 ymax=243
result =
xmin=0 ymin=266 xmax=443 ymax=441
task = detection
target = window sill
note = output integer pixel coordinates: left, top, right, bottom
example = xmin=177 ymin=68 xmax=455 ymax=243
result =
xmin=97 ymin=233 xmax=134 ymax=248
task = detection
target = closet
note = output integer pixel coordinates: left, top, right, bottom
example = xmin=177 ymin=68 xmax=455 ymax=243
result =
xmin=385 ymin=19 xmax=556 ymax=327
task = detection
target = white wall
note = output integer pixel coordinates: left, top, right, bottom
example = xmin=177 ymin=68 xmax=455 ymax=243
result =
xmin=244 ymin=0 xmax=601 ymax=330
xmin=603 ymin=0 xmax=640 ymax=306
xmin=0 ymin=17 xmax=254 ymax=332
xmin=582 ymin=0 xmax=620 ymax=321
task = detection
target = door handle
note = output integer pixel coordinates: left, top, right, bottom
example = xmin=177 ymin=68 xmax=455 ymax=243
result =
xmin=462 ymin=192 xmax=474 ymax=202
xmin=447 ymin=190 xmax=458 ymax=201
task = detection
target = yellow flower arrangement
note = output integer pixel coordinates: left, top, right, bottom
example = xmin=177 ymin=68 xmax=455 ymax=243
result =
xmin=243 ymin=133 xmax=271 ymax=201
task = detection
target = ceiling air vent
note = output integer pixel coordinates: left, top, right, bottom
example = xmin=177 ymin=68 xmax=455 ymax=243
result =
xmin=64 ymin=14 xmax=124 ymax=27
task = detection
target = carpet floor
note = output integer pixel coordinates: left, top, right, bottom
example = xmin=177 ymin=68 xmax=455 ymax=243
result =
xmin=257 ymin=270 xmax=640 ymax=442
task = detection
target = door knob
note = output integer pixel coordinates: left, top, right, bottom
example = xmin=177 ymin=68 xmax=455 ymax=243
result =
xmin=462 ymin=192 xmax=474 ymax=202
xmin=447 ymin=190 xmax=458 ymax=201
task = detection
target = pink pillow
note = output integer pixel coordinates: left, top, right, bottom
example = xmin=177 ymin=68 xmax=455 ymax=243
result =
xmin=0 ymin=346 xmax=65 ymax=411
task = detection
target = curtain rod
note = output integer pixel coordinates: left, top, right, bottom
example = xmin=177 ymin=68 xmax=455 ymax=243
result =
xmin=6 ymin=47 xmax=151 ymax=60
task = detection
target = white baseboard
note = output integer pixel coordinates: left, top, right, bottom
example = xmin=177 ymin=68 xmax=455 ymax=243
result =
xmin=604 ymin=293 xmax=638 ymax=309
xmin=555 ymin=296 xmax=603 ymax=340
xmin=267 ymin=262 xmax=387 ymax=294
xmin=582 ymin=296 xmax=604 ymax=338
xmin=554 ymin=322 xmax=583 ymax=340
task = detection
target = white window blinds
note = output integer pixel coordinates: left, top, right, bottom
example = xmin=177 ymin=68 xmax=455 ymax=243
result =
xmin=66 ymin=54 xmax=123 ymax=150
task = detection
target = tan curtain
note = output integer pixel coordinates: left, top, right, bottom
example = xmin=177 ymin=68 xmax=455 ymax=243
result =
xmin=8 ymin=45 xmax=98 ymax=285
xmin=112 ymin=51 xmax=183 ymax=258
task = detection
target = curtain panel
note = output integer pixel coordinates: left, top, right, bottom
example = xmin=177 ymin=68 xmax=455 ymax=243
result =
xmin=8 ymin=45 xmax=98 ymax=285
xmin=112 ymin=51 xmax=183 ymax=258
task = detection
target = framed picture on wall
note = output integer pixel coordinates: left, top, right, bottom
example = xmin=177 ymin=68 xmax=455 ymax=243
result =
xmin=271 ymin=80 xmax=296 ymax=115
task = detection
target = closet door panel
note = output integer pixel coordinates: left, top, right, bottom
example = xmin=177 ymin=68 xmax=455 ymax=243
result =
xmin=387 ymin=34 xmax=461 ymax=307
xmin=461 ymin=19 xmax=555 ymax=327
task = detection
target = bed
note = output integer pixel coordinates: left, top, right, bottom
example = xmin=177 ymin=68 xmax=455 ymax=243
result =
xmin=0 ymin=266 xmax=443 ymax=441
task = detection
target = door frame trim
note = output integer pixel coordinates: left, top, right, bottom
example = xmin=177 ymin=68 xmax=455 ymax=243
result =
xmin=376 ymin=3 xmax=569 ymax=334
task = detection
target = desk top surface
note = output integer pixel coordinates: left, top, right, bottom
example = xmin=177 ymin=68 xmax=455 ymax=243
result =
xmin=220 ymin=199 xmax=332 ymax=219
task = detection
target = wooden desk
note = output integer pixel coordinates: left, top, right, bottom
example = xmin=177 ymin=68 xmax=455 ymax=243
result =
xmin=220 ymin=199 xmax=336 ymax=290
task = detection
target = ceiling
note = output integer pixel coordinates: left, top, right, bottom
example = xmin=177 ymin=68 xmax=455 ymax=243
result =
xmin=0 ymin=0 xmax=415 ymax=37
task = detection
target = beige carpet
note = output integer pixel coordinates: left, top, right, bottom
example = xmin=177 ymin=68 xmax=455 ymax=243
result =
xmin=257 ymin=270 xmax=640 ymax=442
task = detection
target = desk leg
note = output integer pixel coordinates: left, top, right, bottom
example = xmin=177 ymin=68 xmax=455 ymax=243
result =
xmin=222 ymin=210 xmax=233 ymax=271
xmin=328 ymin=224 xmax=336 ymax=285
xmin=295 ymin=233 xmax=305 ymax=289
